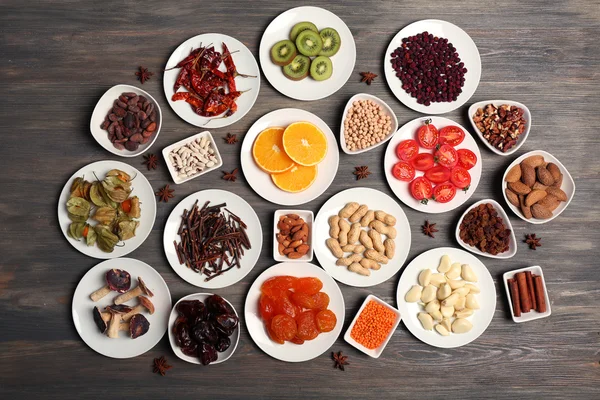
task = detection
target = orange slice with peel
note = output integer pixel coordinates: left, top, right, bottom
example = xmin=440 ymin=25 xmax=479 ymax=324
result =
xmin=252 ymin=127 xmax=295 ymax=173
xmin=271 ymin=164 xmax=318 ymax=193
xmin=282 ymin=122 xmax=328 ymax=166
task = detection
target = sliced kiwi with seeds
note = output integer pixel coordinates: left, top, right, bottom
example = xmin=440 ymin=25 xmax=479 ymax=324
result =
xmin=289 ymin=21 xmax=318 ymax=42
xmin=310 ymin=56 xmax=333 ymax=81
xmin=270 ymin=40 xmax=297 ymax=66
xmin=318 ymin=28 xmax=341 ymax=57
xmin=296 ymin=30 xmax=323 ymax=57
xmin=282 ymin=55 xmax=310 ymax=81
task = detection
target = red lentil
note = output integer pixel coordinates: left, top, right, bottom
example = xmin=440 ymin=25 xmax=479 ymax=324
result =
xmin=350 ymin=300 xmax=396 ymax=349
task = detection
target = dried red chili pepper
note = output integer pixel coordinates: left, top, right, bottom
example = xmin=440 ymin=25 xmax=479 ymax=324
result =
xmin=174 ymin=68 xmax=189 ymax=92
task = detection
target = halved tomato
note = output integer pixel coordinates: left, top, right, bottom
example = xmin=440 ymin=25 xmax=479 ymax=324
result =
xmin=433 ymin=182 xmax=456 ymax=203
xmin=410 ymin=153 xmax=435 ymax=171
xmin=395 ymin=139 xmax=419 ymax=161
xmin=434 ymin=144 xmax=458 ymax=168
xmin=438 ymin=125 xmax=465 ymax=146
xmin=392 ymin=161 xmax=415 ymax=181
xmin=409 ymin=177 xmax=433 ymax=204
xmin=450 ymin=166 xmax=472 ymax=189
xmin=424 ymin=165 xmax=451 ymax=184
xmin=457 ymin=148 xmax=477 ymax=170
xmin=416 ymin=119 xmax=439 ymax=149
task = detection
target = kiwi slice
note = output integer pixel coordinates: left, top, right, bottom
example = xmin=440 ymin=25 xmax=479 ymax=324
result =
xmin=289 ymin=21 xmax=318 ymax=42
xmin=310 ymin=56 xmax=333 ymax=81
xmin=283 ymin=55 xmax=310 ymax=81
xmin=296 ymin=30 xmax=323 ymax=57
xmin=270 ymin=40 xmax=297 ymax=66
xmin=318 ymin=28 xmax=341 ymax=57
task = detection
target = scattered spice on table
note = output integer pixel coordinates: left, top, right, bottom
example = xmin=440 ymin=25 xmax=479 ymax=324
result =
xmin=135 ymin=66 xmax=154 ymax=84
xmin=222 ymin=168 xmax=239 ymax=182
xmin=353 ymin=166 xmax=371 ymax=180
xmin=224 ymin=133 xmax=238 ymax=144
xmin=350 ymin=300 xmax=396 ymax=350
xmin=152 ymin=356 xmax=172 ymax=376
xmin=422 ymin=220 xmax=438 ymax=238
xmin=525 ymin=233 xmax=541 ymax=250
xmin=143 ymin=153 xmax=159 ymax=170
xmin=332 ymin=351 xmax=349 ymax=371
xmin=360 ymin=71 xmax=378 ymax=85
xmin=156 ymin=185 xmax=175 ymax=203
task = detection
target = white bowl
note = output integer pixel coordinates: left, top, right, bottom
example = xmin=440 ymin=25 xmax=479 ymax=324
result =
xmin=90 ymin=84 xmax=162 ymax=157
xmin=168 ymin=293 xmax=240 ymax=365
xmin=273 ymin=209 xmax=314 ymax=263
xmin=468 ymin=100 xmax=531 ymax=156
xmin=503 ymin=266 xmax=551 ymax=323
xmin=456 ymin=199 xmax=517 ymax=259
xmin=340 ymin=93 xmax=399 ymax=155
xmin=162 ymin=131 xmax=223 ymax=185
xmin=502 ymin=150 xmax=575 ymax=224
xmin=344 ymin=294 xmax=401 ymax=358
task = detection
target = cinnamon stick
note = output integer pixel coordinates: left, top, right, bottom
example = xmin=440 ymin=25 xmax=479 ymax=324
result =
xmin=515 ymin=272 xmax=531 ymax=313
xmin=533 ymin=275 xmax=547 ymax=313
xmin=525 ymin=271 xmax=537 ymax=310
xmin=508 ymin=278 xmax=521 ymax=317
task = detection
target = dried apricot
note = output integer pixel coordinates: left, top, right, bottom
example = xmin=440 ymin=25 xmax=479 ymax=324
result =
xmin=273 ymin=291 xmax=299 ymax=319
xmin=315 ymin=309 xmax=337 ymax=333
xmin=259 ymin=294 xmax=275 ymax=322
xmin=291 ymin=292 xmax=316 ymax=309
xmin=296 ymin=310 xmax=319 ymax=341
xmin=293 ymin=277 xmax=323 ymax=295
xmin=271 ymin=314 xmax=297 ymax=341
xmin=262 ymin=276 xmax=298 ymax=296
xmin=312 ymin=292 xmax=330 ymax=310
xmin=290 ymin=336 xmax=305 ymax=345
xmin=266 ymin=323 xmax=284 ymax=344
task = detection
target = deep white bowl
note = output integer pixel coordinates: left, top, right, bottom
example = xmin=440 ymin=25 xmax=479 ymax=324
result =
xmin=273 ymin=209 xmax=314 ymax=263
xmin=503 ymin=266 xmax=551 ymax=323
xmin=162 ymin=131 xmax=223 ymax=185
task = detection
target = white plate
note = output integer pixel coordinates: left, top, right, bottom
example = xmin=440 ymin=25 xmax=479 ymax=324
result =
xmin=162 ymin=131 xmax=223 ymax=185
xmin=168 ymin=293 xmax=240 ymax=364
xmin=456 ymin=199 xmax=517 ymax=259
xmin=163 ymin=189 xmax=262 ymax=288
xmin=383 ymin=116 xmax=483 ymax=214
xmin=396 ymin=247 xmax=496 ymax=348
xmin=244 ymin=262 xmax=345 ymax=362
xmin=384 ymin=20 xmax=481 ymax=114
xmin=501 ymin=150 xmax=575 ymax=224
xmin=90 ymin=84 xmax=162 ymax=157
xmin=240 ymin=108 xmax=339 ymax=206
xmin=340 ymin=93 xmax=399 ymax=155
xmin=163 ymin=33 xmax=260 ymax=128
xmin=468 ymin=100 xmax=532 ymax=156
xmin=313 ymin=187 xmax=411 ymax=288
xmin=57 ymin=160 xmax=157 ymax=259
xmin=259 ymin=6 xmax=356 ymax=101
xmin=503 ymin=266 xmax=551 ymax=323
xmin=273 ymin=209 xmax=314 ymax=263
xmin=72 ymin=258 xmax=171 ymax=359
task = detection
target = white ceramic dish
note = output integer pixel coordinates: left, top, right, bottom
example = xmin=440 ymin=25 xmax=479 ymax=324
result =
xmin=240 ymin=108 xmax=340 ymax=206
xmin=259 ymin=6 xmax=356 ymax=101
xmin=384 ymin=20 xmax=481 ymax=114
xmin=244 ymin=262 xmax=345 ymax=362
xmin=396 ymin=247 xmax=496 ymax=348
xmin=57 ymin=160 xmax=156 ymax=259
xmin=383 ymin=116 xmax=483 ymax=214
xmin=468 ymin=100 xmax=532 ymax=156
xmin=313 ymin=187 xmax=411 ymax=288
xmin=503 ymin=266 xmax=551 ymax=323
xmin=456 ymin=199 xmax=517 ymax=259
xmin=90 ymin=84 xmax=162 ymax=157
xmin=340 ymin=93 xmax=399 ymax=155
xmin=72 ymin=258 xmax=171 ymax=359
xmin=502 ymin=150 xmax=575 ymax=224
xmin=273 ymin=209 xmax=314 ymax=263
xmin=168 ymin=293 xmax=240 ymax=364
xmin=163 ymin=33 xmax=260 ymax=128
xmin=163 ymin=189 xmax=262 ymax=289
xmin=162 ymin=131 xmax=223 ymax=185
xmin=343 ymin=295 xmax=402 ymax=358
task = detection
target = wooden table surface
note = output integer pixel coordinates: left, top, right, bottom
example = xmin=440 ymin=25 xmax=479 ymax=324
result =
xmin=1 ymin=0 xmax=599 ymax=398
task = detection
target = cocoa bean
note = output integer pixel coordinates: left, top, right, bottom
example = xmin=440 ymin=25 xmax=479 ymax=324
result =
xmin=115 ymin=126 xmax=123 ymax=140
xmin=114 ymin=107 xmax=127 ymax=117
xmin=142 ymin=130 xmax=152 ymax=138
xmin=108 ymin=122 xmax=117 ymax=135
xmin=113 ymin=142 xmax=125 ymax=150
xmin=127 ymin=96 xmax=139 ymax=106
xmin=122 ymin=92 xmax=137 ymax=98
xmin=146 ymin=122 xmax=157 ymax=132
xmin=116 ymin=100 xmax=128 ymax=109
xmin=145 ymin=103 xmax=154 ymax=114
xmin=149 ymin=112 xmax=156 ymax=122
xmin=141 ymin=119 xmax=151 ymax=128
xmin=130 ymin=133 xmax=143 ymax=143
xmin=119 ymin=95 xmax=129 ymax=103
xmin=125 ymin=140 xmax=139 ymax=151
xmin=100 ymin=120 xmax=110 ymax=130
xmin=128 ymin=105 xmax=140 ymax=113
xmin=138 ymin=95 xmax=147 ymax=103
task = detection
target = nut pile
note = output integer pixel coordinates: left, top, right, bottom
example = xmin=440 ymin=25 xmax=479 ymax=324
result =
xmin=326 ymin=202 xmax=396 ymax=276
xmin=459 ymin=203 xmax=511 ymax=255
xmin=168 ymin=136 xmax=219 ymax=181
xmin=101 ymin=92 xmax=158 ymax=151
xmin=276 ymin=213 xmax=310 ymax=259
xmin=473 ymin=104 xmax=527 ymax=152
xmin=505 ymin=155 xmax=567 ymax=220
xmin=343 ymin=100 xmax=393 ymax=151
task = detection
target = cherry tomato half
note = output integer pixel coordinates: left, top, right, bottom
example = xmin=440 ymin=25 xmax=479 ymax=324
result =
xmin=434 ymin=144 xmax=458 ymax=168
xmin=410 ymin=176 xmax=433 ymax=204
xmin=450 ymin=166 xmax=472 ymax=189
xmin=392 ymin=161 xmax=416 ymax=182
xmin=424 ymin=165 xmax=451 ymax=184
xmin=416 ymin=119 xmax=439 ymax=149
xmin=438 ymin=125 xmax=465 ymax=147
xmin=433 ymin=182 xmax=457 ymax=203
xmin=395 ymin=139 xmax=419 ymax=161
xmin=457 ymin=148 xmax=477 ymax=170
xmin=410 ymin=153 xmax=435 ymax=171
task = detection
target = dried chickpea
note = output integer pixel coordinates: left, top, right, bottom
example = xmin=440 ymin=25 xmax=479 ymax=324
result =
xmin=343 ymin=99 xmax=393 ymax=151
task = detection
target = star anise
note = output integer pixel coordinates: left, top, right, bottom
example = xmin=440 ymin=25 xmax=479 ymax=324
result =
xmin=143 ymin=153 xmax=159 ymax=170
xmin=353 ymin=165 xmax=371 ymax=180
xmin=135 ymin=66 xmax=154 ymax=84
xmin=422 ymin=220 xmax=438 ymax=238
xmin=153 ymin=356 xmax=172 ymax=376
xmin=156 ymin=184 xmax=175 ymax=202
xmin=524 ymin=233 xmax=541 ymax=250
xmin=360 ymin=71 xmax=378 ymax=85
xmin=332 ymin=351 xmax=349 ymax=371
xmin=224 ymin=133 xmax=238 ymax=144
xmin=222 ymin=168 xmax=238 ymax=182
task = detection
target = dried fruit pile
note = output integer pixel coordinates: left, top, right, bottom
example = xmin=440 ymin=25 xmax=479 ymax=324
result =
xmin=459 ymin=203 xmax=511 ymax=255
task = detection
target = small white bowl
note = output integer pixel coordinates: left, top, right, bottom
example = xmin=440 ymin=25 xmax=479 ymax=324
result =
xmin=90 ymin=84 xmax=162 ymax=157
xmin=502 ymin=150 xmax=575 ymax=224
xmin=273 ymin=210 xmax=314 ymax=263
xmin=456 ymin=199 xmax=517 ymax=259
xmin=168 ymin=293 xmax=240 ymax=365
xmin=162 ymin=131 xmax=223 ymax=184
xmin=503 ymin=266 xmax=551 ymax=323
xmin=344 ymin=294 xmax=401 ymax=358
xmin=340 ymin=93 xmax=399 ymax=155
xmin=468 ymin=100 xmax=531 ymax=156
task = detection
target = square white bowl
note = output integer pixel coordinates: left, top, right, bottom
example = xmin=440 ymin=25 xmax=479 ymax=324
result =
xmin=503 ymin=266 xmax=551 ymax=323
xmin=468 ymin=100 xmax=531 ymax=156
xmin=273 ymin=209 xmax=313 ymax=262
xmin=162 ymin=131 xmax=223 ymax=185
xmin=344 ymin=294 xmax=401 ymax=358
xmin=340 ymin=93 xmax=399 ymax=155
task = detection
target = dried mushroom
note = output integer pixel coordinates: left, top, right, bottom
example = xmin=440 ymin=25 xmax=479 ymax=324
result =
xmin=114 ymin=277 xmax=154 ymax=305
xmin=128 ymin=314 xmax=150 ymax=339
xmin=90 ymin=269 xmax=131 ymax=302
xmin=93 ymin=306 xmax=108 ymax=334
xmin=105 ymin=304 xmax=133 ymax=338
xmin=122 ymin=296 xmax=154 ymax=322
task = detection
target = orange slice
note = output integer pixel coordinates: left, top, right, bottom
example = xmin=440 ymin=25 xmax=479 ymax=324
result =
xmin=282 ymin=122 xmax=328 ymax=166
xmin=252 ymin=127 xmax=295 ymax=173
xmin=271 ymin=164 xmax=318 ymax=193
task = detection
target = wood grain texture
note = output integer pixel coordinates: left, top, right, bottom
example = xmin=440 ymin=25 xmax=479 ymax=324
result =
xmin=1 ymin=0 xmax=599 ymax=398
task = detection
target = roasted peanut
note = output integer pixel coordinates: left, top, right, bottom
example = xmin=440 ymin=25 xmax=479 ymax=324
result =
xmin=384 ymin=238 xmax=395 ymax=259
xmin=360 ymin=258 xmax=380 ymax=270
xmin=368 ymin=220 xmax=396 ymax=239
xmin=347 ymin=223 xmax=361 ymax=244
xmin=374 ymin=210 xmax=396 ymax=226
xmin=328 ymin=215 xmax=340 ymax=238
xmin=368 ymin=229 xmax=385 ymax=253
xmin=339 ymin=202 xmax=359 ymax=218
xmin=278 ymin=243 xmax=284 ymax=255
xmin=326 ymin=238 xmax=343 ymax=258
xmin=338 ymin=219 xmax=350 ymax=246
xmin=336 ymin=253 xmax=363 ymax=266
xmin=364 ymin=249 xmax=388 ymax=264
xmin=342 ymin=244 xmax=366 ymax=253
xmin=360 ymin=210 xmax=375 ymax=227
xmin=289 ymin=239 xmax=303 ymax=248
xmin=348 ymin=262 xmax=370 ymax=276
xmin=349 ymin=204 xmax=369 ymax=223
xmin=359 ymin=230 xmax=374 ymax=249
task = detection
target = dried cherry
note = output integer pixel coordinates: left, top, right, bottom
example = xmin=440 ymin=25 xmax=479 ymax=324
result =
xmin=315 ymin=309 xmax=337 ymax=333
